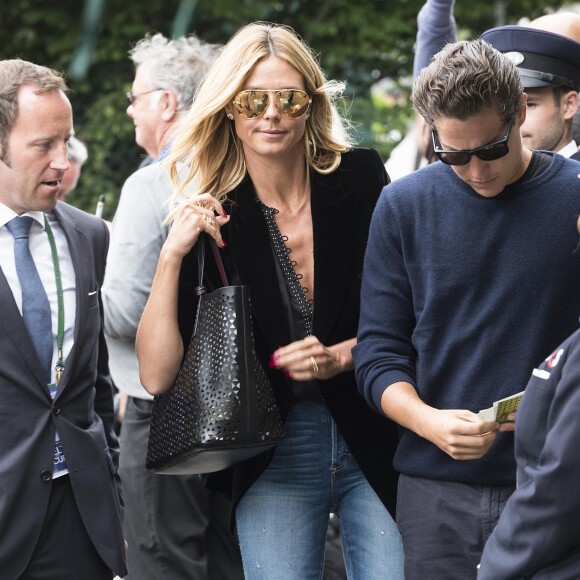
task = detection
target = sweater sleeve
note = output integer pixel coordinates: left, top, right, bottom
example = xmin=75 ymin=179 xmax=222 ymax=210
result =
xmin=478 ymin=334 xmax=580 ymax=579
xmin=414 ymin=0 xmax=457 ymax=78
xmin=353 ymin=185 xmax=418 ymax=414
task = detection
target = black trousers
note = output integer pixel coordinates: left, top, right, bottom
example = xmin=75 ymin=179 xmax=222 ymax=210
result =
xmin=21 ymin=475 xmax=112 ymax=580
xmin=119 ymin=396 xmax=244 ymax=580
xmin=396 ymin=474 xmax=515 ymax=580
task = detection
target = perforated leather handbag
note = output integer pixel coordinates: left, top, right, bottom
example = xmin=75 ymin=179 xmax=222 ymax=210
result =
xmin=146 ymin=234 xmax=285 ymax=475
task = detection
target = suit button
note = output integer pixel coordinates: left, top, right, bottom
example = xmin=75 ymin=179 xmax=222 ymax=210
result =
xmin=53 ymin=406 xmax=61 ymax=415
xmin=41 ymin=470 xmax=52 ymax=482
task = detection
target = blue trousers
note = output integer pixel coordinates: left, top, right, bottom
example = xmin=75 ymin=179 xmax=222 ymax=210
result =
xmin=236 ymin=401 xmax=404 ymax=579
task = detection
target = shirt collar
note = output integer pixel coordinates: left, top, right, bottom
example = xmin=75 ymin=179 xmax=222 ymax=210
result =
xmin=0 ymin=202 xmax=46 ymax=230
xmin=557 ymin=140 xmax=579 ymax=158
xmin=156 ymin=142 xmax=172 ymax=162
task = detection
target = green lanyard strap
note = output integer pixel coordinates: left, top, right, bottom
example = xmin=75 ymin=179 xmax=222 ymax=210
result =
xmin=43 ymin=214 xmax=65 ymax=384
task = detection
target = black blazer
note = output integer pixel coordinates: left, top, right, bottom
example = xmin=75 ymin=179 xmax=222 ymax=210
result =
xmin=0 ymin=202 xmax=126 ymax=578
xmin=177 ymin=148 xmax=399 ymax=520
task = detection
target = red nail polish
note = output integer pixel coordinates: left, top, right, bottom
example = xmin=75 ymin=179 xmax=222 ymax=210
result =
xmin=220 ymin=240 xmax=228 ymax=248
xmin=222 ymin=210 xmax=228 ymax=218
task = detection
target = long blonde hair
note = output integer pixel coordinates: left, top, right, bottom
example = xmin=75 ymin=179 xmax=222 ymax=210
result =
xmin=166 ymin=22 xmax=354 ymax=212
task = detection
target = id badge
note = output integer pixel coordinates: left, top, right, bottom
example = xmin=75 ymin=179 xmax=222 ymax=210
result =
xmin=48 ymin=382 xmax=69 ymax=477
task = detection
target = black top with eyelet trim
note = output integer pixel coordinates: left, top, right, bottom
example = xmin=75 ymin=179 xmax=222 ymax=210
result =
xmin=260 ymin=201 xmax=322 ymax=402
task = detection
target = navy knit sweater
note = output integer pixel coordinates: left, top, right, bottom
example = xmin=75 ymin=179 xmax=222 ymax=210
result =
xmin=354 ymin=153 xmax=580 ymax=486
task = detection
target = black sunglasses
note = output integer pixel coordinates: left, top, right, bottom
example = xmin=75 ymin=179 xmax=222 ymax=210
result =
xmin=432 ymin=116 xmax=515 ymax=166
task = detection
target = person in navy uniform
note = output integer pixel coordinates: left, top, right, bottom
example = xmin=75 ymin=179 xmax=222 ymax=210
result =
xmin=478 ymin=216 xmax=580 ymax=579
xmin=482 ymin=24 xmax=580 ymax=161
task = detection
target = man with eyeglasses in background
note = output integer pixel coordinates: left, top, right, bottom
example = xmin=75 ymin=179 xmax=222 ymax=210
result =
xmin=353 ymin=38 xmax=580 ymax=580
xmin=102 ymin=33 xmax=244 ymax=580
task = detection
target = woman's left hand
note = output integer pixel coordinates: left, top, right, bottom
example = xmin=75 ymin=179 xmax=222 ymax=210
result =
xmin=270 ymin=336 xmax=355 ymax=381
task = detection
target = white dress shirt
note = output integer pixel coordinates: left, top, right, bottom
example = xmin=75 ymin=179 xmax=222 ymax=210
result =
xmin=0 ymin=202 xmax=76 ymax=383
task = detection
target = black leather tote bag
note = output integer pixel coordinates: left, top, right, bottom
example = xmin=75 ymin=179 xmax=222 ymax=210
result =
xmin=146 ymin=234 xmax=285 ymax=475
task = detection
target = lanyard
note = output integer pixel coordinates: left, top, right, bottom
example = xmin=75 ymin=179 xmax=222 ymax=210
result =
xmin=43 ymin=215 xmax=65 ymax=384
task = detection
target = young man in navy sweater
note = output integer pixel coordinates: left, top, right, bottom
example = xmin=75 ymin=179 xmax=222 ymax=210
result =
xmin=354 ymin=38 xmax=580 ymax=579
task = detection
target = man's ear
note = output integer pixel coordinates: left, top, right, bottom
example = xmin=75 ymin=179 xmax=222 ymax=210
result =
xmin=562 ymin=90 xmax=579 ymax=120
xmin=159 ymin=90 xmax=180 ymax=122
xmin=518 ymin=92 xmax=528 ymax=126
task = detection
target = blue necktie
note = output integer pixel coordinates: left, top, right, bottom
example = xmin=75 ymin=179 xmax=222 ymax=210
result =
xmin=6 ymin=216 xmax=53 ymax=383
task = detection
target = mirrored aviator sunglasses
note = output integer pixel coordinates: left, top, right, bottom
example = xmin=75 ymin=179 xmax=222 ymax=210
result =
xmin=232 ymin=89 xmax=312 ymax=119
xmin=432 ymin=116 xmax=515 ymax=166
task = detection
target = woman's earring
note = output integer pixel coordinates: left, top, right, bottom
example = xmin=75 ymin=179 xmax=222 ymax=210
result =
xmin=226 ymin=112 xmax=234 ymax=120
xmin=305 ymin=113 xmax=310 ymax=119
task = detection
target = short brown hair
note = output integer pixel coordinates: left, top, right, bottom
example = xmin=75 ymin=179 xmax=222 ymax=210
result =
xmin=0 ymin=59 xmax=68 ymax=150
xmin=412 ymin=39 xmax=524 ymax=130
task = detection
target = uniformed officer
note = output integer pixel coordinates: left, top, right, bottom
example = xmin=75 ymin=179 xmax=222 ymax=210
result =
xmin=482 ymin=25 xmax=580 ymax=160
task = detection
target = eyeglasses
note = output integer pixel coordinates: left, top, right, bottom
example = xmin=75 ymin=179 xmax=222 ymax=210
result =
xmin=126 ymin=88 xmax=163 ymax=105
xmin=232 ymin=89 xmax=312 ymax=119
xmin=432 ymin=117 xmax=515 ymax=166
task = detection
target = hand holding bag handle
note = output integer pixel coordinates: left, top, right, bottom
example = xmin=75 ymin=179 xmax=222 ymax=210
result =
xmin=146 ymin=233 xmax=285 ymax=475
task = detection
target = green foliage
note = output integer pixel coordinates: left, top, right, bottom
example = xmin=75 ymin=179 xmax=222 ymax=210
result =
xmin=1 ymin=0 xmax=578 ymax=216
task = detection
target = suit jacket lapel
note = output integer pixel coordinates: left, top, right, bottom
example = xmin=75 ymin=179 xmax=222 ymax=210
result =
xmin=52 ymin=206 xmax=91 ymax=396
xmin=228 ymin=180 xmax=289 ymax=350
xmin=0 ymin=267 xmax=50 ymax=389
xmin=311 ymin=168 xmax=357 ymax=343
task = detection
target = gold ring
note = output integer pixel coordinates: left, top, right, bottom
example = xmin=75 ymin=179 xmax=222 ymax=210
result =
xmin=203 ymin=215 xmax=212 ymax=224
xmin=310 ymin=356 xmax=319 ymax=373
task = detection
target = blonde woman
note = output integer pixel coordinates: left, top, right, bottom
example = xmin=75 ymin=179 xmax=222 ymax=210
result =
xmin=136 ymin=22 xmax=403 ymax=579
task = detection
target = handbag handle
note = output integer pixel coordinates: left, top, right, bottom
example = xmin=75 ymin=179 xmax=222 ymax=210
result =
xmin=196 ymin=233 xmax=229 ymax=291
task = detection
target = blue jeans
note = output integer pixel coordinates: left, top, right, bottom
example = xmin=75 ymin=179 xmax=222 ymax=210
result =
xmin=236 ymin=401 xmax=404 ymax=579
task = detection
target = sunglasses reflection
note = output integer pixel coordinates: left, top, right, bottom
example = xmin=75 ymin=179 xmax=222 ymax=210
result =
xmin=232 ymin=89 xmax=312 ymax=119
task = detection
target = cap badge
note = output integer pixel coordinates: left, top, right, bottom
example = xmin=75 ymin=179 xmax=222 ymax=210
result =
xmin=505 ymin=51 xmax=525 ymax=66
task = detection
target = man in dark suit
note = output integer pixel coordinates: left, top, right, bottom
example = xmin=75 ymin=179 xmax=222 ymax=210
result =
xmin=0 ymin=59 xmax=126 ymax=579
